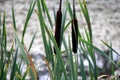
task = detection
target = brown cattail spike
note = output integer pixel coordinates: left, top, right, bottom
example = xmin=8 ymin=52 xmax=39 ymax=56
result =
xmin=72 ymin=0 xmax=78 ymax=53
xmin=54 ymin=0 xmax=62 ymax=54
xmin=72 ymin=18 xmax=78 ymax=53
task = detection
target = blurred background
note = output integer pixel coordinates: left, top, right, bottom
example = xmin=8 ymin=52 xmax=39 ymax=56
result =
xmin=0 ymin=0 xmax=120 ymax=53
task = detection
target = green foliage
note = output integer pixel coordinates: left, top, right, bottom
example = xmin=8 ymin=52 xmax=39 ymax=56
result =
xmin=0 ymin=0 xmax=119 ymax=80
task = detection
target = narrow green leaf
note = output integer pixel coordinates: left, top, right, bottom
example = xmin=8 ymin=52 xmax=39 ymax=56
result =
xmin=79 ymin=53 xmax=86 ymax=80
xmin=66 ymin=0 xmax=73 ymax=18
xmin=78 ymin=36 xmax=119 ymax=69
xmin=12 ymin=5 xmax=17 ymax=30
xmin=68 ymin=36 xmax=76 ymax=80
xmin=3 ymin=11 xmax=7 ymax=48
xmin=40 ymin=0 xmax=53 ymax=28
xmin=37 ymin=0 xmax=50 ymax=60
xmin=64 ymin=20 xmax=72 ymax=32
xmin=28 ymin=29 xmax=38 ymax=52
xmin=60 ymin=7 xmax=67 ymax=48
xmin=53 ymin=5 xmax=56 ymax=23
xmin=22 ymin=1 xmax=36 ymax=43
xmin=78 ymin=0 xmax=92 ymax=42
xmin=109 ymin=41 xmax=114 ymax=76
xmin=14 ymin=30 xmax=35 ymax=80
xmin=102 ymin=41 xmax=120 ymax=56
xmin=22 ymin=66 xmax=30 ymax=80
xmin=10 ymin=47 xmax=18 ymax=80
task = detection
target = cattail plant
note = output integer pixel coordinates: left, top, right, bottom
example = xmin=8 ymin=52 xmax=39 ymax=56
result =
xmin=72 ymin=0 xmax=78 ymax=53
xmin=54 ymin=0 xmax=62 ymax=54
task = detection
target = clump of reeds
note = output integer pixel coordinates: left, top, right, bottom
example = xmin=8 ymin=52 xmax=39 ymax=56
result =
xmin=0 ymin=0 xmax=119 ymax=79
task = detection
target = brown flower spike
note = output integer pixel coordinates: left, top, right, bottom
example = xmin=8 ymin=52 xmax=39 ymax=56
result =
xmin=72 ymin=0 xmax=78 ymax=53
xmin=54 ymin=0 xmax=62 ymax=54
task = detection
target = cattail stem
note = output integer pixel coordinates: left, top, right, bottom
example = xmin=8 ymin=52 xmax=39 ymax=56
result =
xmin=59 ymin=0 xmax=62 ymax=11
xmin=54 ymin=0 xmax=62 ymax=54
xmin=73 ymin=0 xmax=76 ymax=18
xmin=72 ymin=0 xmax=78 ymax=53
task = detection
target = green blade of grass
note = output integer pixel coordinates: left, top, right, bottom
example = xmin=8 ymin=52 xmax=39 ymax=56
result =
xmin=14 ymin=30 xmax=35 ymax=80
xmin=10 ymin=47 xmax=18 ymax=80
xmin=0 ymin=15 xmax=1 ymax=35
xmin=79 ymin=41 xmax=95 ymax=80
xmin=37 ymin=0 xmax=50 ymax=60
xmin=66 ymin=0 xmax=73 ymax=18
xmin=79 ymin=53 xmax=86 ymax=80
xmin=80 ymin=42 xmax=94 ymax=70
xmin=53 ymin=5 xmax=56 ymax=23
xmin=40 ymin=0 xmax=53 ymax=28
xmin=78 ymin=0 xmax=92 ymax=42
xmin=40 ymin=0 xmax=45 ymax=14
xmin=75 ymin=54 xmax=78 ymax=80
xmin=79 ymin=1 xmax=98 ymax=78
xmin=60 ymin=7 xmax=67 ymax=48
xmin=22 ymin=1 xmax=36 ymax=43
xmin=68 ymin=36 xmax=76 ymax=80
xmin=102 ymin=41 xmax=120 ymax=56
xmin=78 ymin=36 xmax=119 ymax=69
xmin=35 ymin=7 xmax=54 ymax=63
xmin=62 ymin=37 xmax=72 ymax=80
xmin=109 ymin=41 xmax=114 ymax=76
xmin=0 ymin=12 xmax=7 ymax=79
xmin=15 ymin=63 xmax=22 ymax=78
xmin=12 ymin=5 xmax=17 ymax=31
xmin=14 ymin=30 xmax=29 ymax=64
xmin=3 ymin=11 xmax=7 ymax=49
xmin=64 ymin=20 xmax=72 ymax=33
xmin=48 ymin=39 xmax=54 ymax=66
xmin=28 ymin=29 xmax=38 ymax=52
xmin=84 ymin=27 xmax=98 ymax=79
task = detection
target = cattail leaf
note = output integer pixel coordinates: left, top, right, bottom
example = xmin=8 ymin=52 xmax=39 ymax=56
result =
xmin=68 ymin=36 xmax=76 ymax=80
xmin=53 ymin=5 xmax=56 ymax=23
xmin=64 ymin=20 xmax=72 ymax=32
xmin=37 ymin=0 xmax=50 ymax=60
xmin=3 ymin=11 xmax=7 ymax=48
xmin=102 ymin=41 xmax=120 ymax=56
xmin=78 ymin=36 xmax=119 ymax=69
xmin=79 ymin=53 xmax=86 ymax=80
xmin=14 ymin=29 xmax=36 ymax=80
xmin=12 ymin=5 xmax=17 ymax=31
xmin=109 ymin=41 xmax=115 ymax=76
xmin=28 ymin=29 xmax=38 ymax=52
xmin=40 ymin=0 xmax=53 ymax=28
xmin=60 ymin=6 xmax=67 ymax=46
xmin=41 ymin=0 xmax=45 ymax=14
xmin=66 ymin=0 xmax=73 ymax=18
xmin=22 ymin=66 xmax=30 ymax=80
xmin=78 ymin=0 xmax=92 ymax=42
xmin=10 ymin=47 xmax=18 ymax=80
xmin=22 ymin=1 xmax=36 ymax=43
